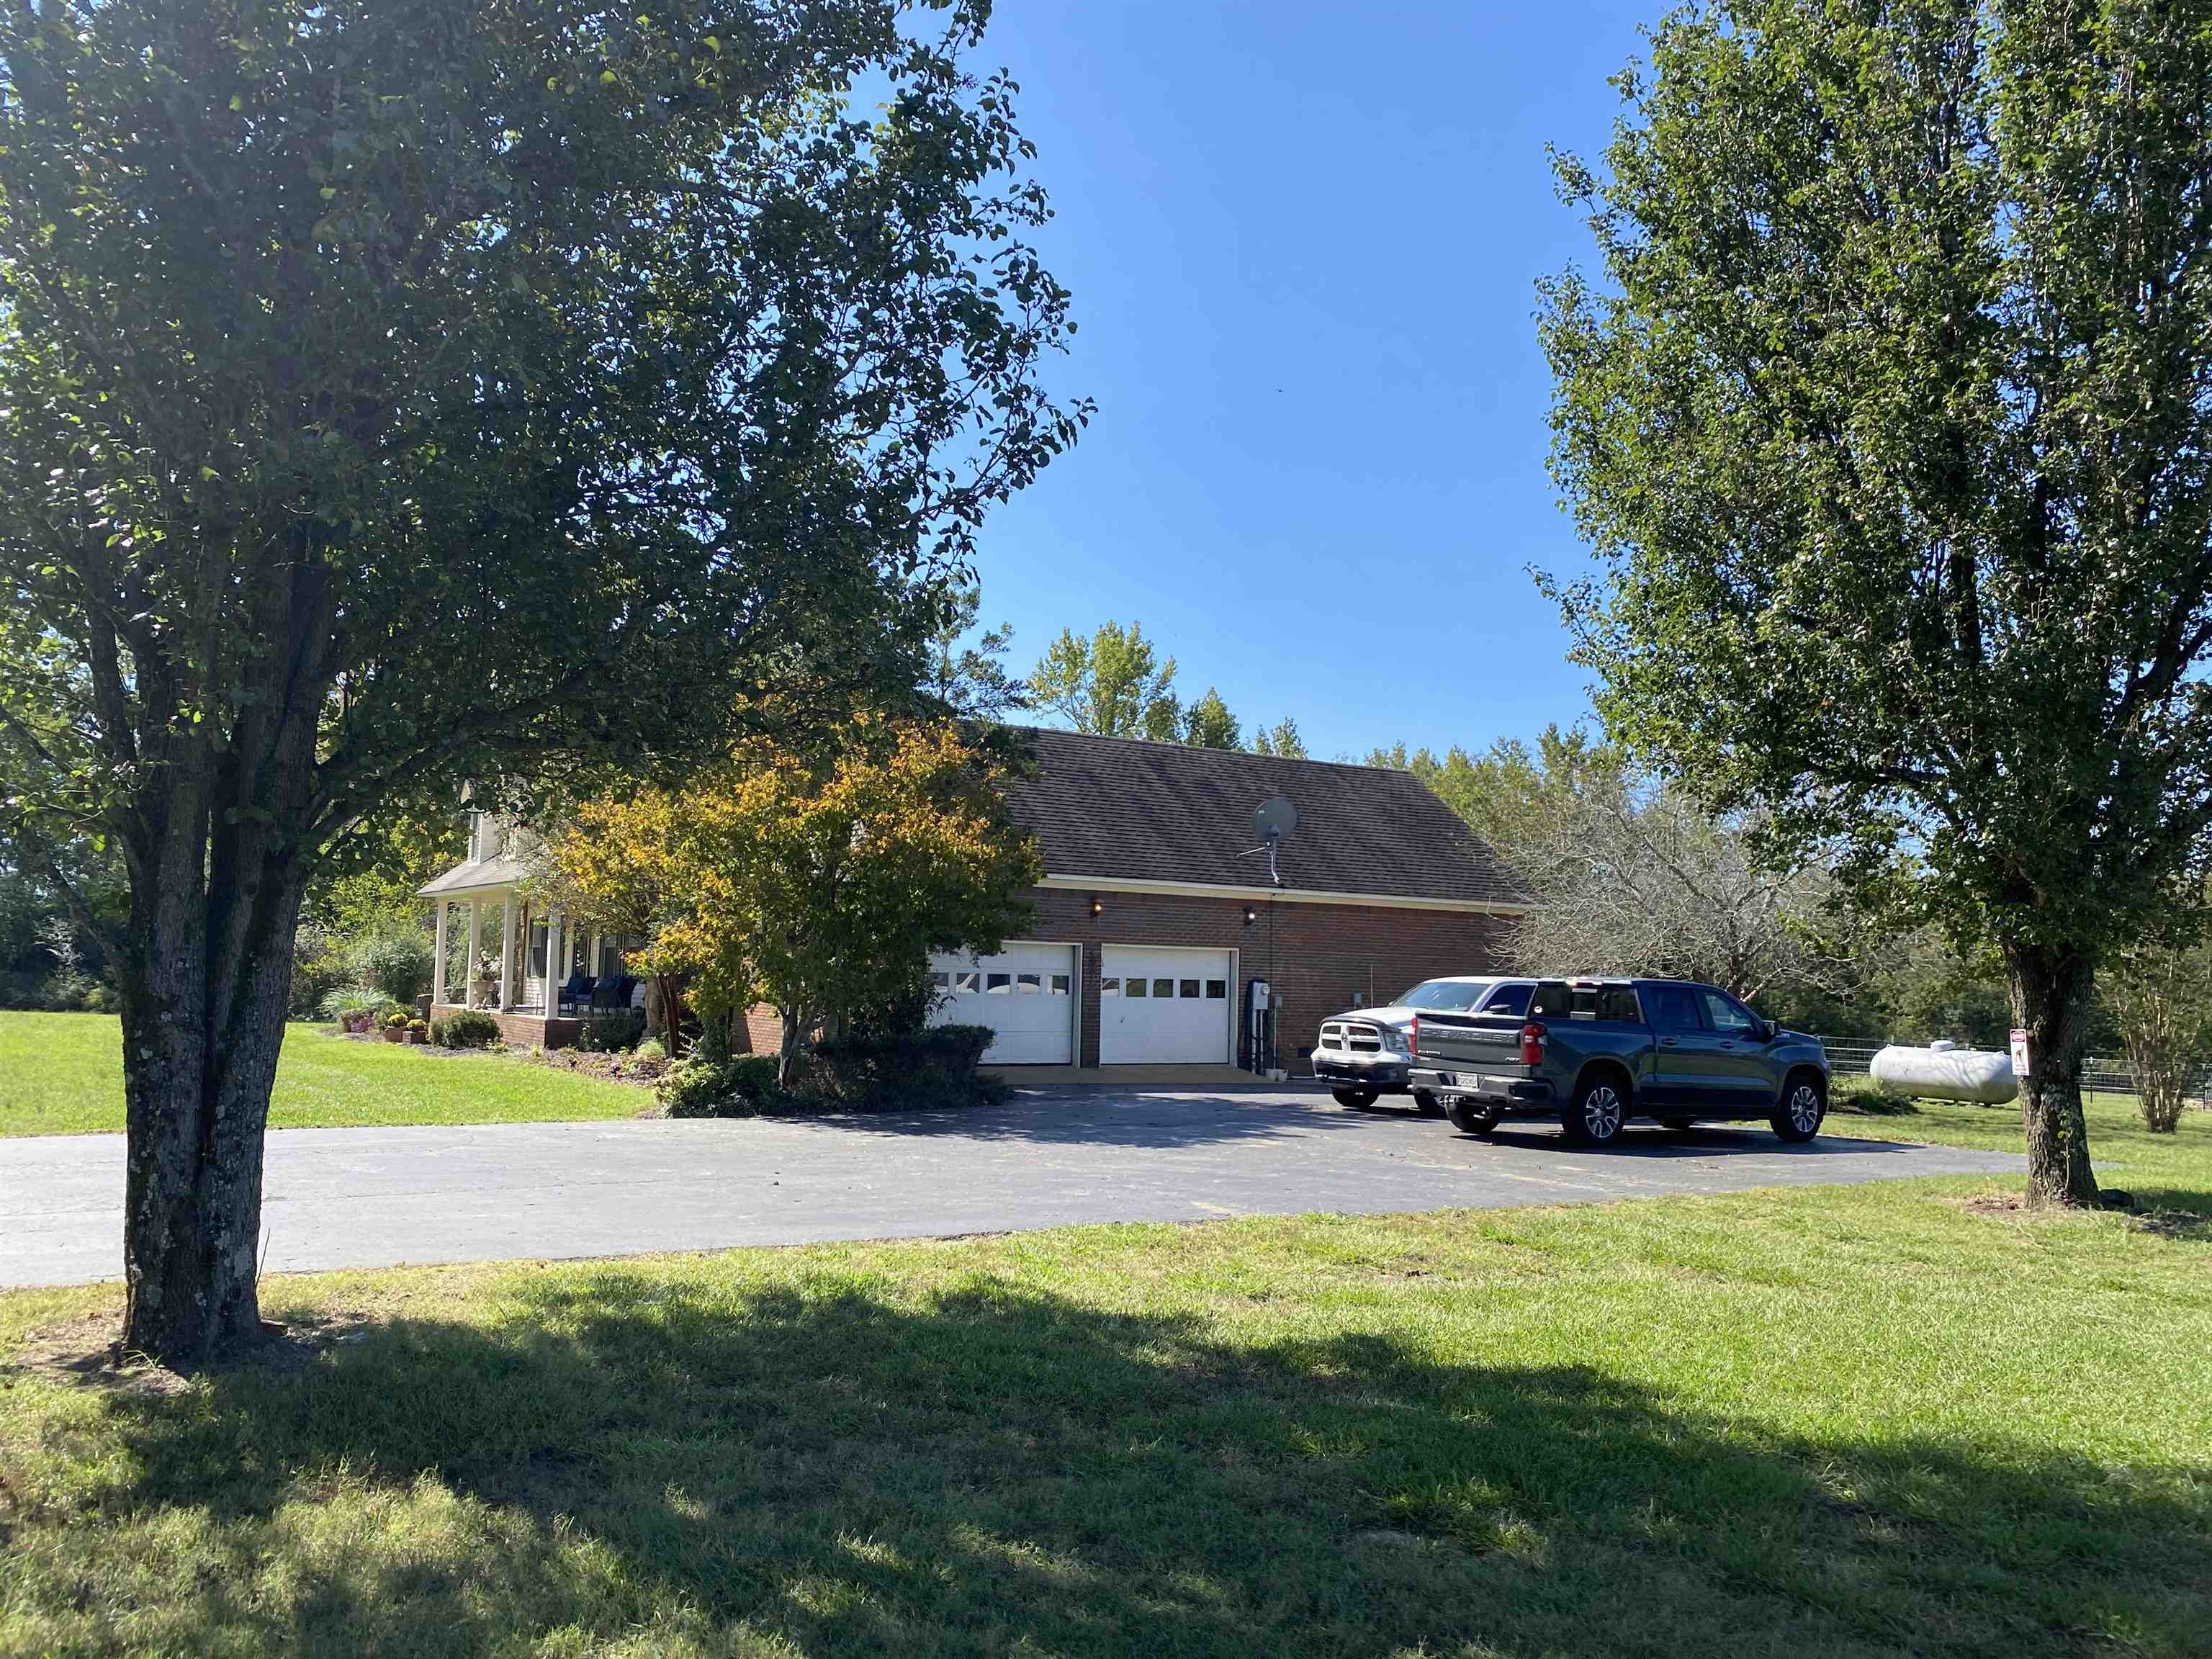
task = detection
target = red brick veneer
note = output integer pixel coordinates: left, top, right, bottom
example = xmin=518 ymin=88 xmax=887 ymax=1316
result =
xmin=1020 ymin=886 xmax=1508 ymax=1069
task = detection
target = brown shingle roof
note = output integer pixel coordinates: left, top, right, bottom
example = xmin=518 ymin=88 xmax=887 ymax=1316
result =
xmin=1000 ymin=727 xmax=1525 ymax=907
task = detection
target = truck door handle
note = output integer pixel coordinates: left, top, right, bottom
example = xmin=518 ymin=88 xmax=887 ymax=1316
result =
xmin=1718 ymin=1041 xmax=1735 ymax=1050
xmin=1659 ymin=1037 xmax=1678 ymax=1048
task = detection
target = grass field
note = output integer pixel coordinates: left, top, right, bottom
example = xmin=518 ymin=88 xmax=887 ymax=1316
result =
xmin=1831 ymin=1082 xmax=2212 ymax=1213
xmin=2 ymin=1176 xmax=2207 ymax=1657
xmin=0 ymin=1012 xmax=647 ymax=1137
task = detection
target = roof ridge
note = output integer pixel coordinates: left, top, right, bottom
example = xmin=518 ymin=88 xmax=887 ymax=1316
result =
xmin=1006 ymin=722 xmax=1416 ymax=778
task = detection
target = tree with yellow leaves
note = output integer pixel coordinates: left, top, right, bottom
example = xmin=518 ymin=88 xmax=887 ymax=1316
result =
xmin=543 ymin=719 xmax=1040 ymax=1081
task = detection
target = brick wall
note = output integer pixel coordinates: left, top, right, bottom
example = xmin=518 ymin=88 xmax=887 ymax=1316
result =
xmin=1019 ymin=887 xmax=1508 ymax=1069
xmin=736 ymin=1006 xmax=783 ymax=1056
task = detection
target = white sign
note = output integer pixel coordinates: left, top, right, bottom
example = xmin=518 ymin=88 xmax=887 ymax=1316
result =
xmin=2010 ymin=1027 xmax=2033 ymax=1079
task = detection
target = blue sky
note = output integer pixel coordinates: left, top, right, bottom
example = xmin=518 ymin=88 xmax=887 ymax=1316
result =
xmin=953 ymin=1 xmax=1656 ymax=762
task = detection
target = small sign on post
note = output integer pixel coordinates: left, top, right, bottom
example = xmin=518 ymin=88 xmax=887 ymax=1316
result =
xmin=2010 ymin=1027 xmax=2033 ymax=1080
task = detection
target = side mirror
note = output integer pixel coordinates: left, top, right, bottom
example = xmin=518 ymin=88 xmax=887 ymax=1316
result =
xmin=1762 ymin=1019 xmax=1779 ymax=1043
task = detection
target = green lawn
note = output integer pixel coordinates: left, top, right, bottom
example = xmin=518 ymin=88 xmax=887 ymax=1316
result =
xmin=1832 ymin=1081 xmax=2212 ymax=1213
xmin=0 ymin=1012 xmax=648 ymax=1136
xmin=2 ymin=1177 xmax=2206 ymax=1657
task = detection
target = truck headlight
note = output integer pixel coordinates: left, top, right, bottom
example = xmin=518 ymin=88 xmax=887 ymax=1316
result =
xmin=1381 ymin=1027 xmax=1410 ymax=1054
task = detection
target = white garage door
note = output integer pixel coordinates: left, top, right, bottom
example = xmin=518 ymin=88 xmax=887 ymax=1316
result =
xmin=928 ymin=942 xmax=1077 ymax=1065
xmin=1100 ymin=946 xmax=1234 ymax=1064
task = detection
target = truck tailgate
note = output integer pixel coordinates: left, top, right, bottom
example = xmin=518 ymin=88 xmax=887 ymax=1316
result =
xmin=1412 ymin=1011 xmax=1530 ymax=1074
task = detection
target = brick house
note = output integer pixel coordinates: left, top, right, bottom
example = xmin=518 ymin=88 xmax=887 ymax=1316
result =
xmin=925 ymin=729 xmax=1525 ymax=1072
xmin=419 ymin=726 xmax=1525 ymax=1069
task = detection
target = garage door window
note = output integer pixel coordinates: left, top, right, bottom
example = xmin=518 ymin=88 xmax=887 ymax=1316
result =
xmin=986 ymin=973 xmax=1011 ymax=994
xmin=1101 ymin=977 xmax=1120 ymax=996
xmin=954 ymin=970 xmax=979 ymax=994
xmin=1206 ymin=980 xmax=1226 ymax=999
xmin=1017 ymin=973 xmax=1040 ymax=994
xmin=1179 ymin=979 xmax=1200 ymax=999
xmin=1152 ymin=978 xmax=1173 ymax=998
xmin=930 ymin=971 xmax=950 ymax=991
xmin=1051 ymin=974 xmax=1071 ymax=995
xmin=1126 ymin=979 xmax=1147 ymax=997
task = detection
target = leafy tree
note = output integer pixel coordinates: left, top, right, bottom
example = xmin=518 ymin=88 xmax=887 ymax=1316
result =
xmin=1251 ymin=717 xmax=1307 ymax=760
xmin=1539 ymin=0 xmax=2212 ymax=1204
xmin=1378 ymin=728 xmax=1855 ymax=1003
xmin=1883 ymin=932 xmax=2015 ymax=1051
xmin=1027 ymin=621 xmax=1181 ymax=739
xmin=0 ymin=0 xmax=1082 ymax=1362
xmin=920 ymin=580 xmax=1026 ymax=721
xmin=1368 ymin=726 xmax=1612 ymax=856
xmin=307 ymin=793 xmax=469 ymax=940
xmin=1181 ymin=688 xmax=1243 ymax=750
xmin=544 ymin=719 xmax=1041 ymax=1083
xmin=2102 ymin=912 xmax=2212 ymax=1133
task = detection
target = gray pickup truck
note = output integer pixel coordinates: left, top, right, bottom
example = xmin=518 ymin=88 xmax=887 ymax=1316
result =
xmin=1408 ymin=976 xmax=1830 ymax=1147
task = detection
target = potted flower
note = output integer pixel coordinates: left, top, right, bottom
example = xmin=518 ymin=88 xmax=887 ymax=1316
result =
xmin=405 ymin=1017 xmax=430 ymax=1046
xmin=383 ymin=1010 xmax=410 ymax=1043
xmin=469 ymin=953 xmax=500 ymax=1006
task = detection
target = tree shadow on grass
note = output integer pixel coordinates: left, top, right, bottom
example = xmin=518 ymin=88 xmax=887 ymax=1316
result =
xmin=12 ymin=1274 xmax=2207 ymax=1658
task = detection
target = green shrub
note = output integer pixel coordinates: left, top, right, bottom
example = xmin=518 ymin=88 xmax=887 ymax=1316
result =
xmin=658 ymin=1053 xmax=780 ymax=1118
xmin=1845 ymin=1083 xmax=1920 ymax=1115
xmin=289 ymin=922 xmax=349 ymax=1019
xmin=806 ymin=1023 xmax=1002 ymax=1112
xmin=727 ymin=1054 xmax=779 ymax=1102
xmin=349 ymin=926 xmax=435 ymax=1007
xmin=430 ymin=1010 xmax=503 ymax=1049
xmin=578 ymin=1010 xmax=646 ymax=1052
xmin=319 ymin=984 xmax=383 ymax=1021
xmin=0 ymin=967 xmax=111 ymax=1012
xmin=633 ymin=1038 xmax=666 ymax=1064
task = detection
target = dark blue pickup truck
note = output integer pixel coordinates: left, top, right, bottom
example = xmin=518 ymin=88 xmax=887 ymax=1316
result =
xmin=1407 ymin=976 xmax=1830 ymax=1147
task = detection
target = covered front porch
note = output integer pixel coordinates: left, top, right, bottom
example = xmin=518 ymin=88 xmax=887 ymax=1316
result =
xmin=419 ymin=835 xmax=643 ymax=1049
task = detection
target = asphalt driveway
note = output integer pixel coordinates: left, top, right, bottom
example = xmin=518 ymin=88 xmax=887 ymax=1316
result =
xmin=0 ymin=1087 xmax=2023 ymax=1288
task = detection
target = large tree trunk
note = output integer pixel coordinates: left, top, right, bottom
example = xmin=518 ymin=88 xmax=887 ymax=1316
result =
xmin=117 ymin=860 xmax=307 ymax=1365
xmin=114 ymin=554 xmax=331 ymax=1367
xmin=2005 ymin=942 xmax=2100 ymax=1208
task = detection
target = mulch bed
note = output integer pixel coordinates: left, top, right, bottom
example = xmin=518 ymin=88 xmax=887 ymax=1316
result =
xmin=526 ymin=1048 xmax=668 ymax=1087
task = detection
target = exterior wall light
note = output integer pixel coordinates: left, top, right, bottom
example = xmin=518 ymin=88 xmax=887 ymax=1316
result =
xmin=1244 ymin=905 xmax=1256 ymax=925
xmin=1089 ymin=896 xmax=1104 ymax=918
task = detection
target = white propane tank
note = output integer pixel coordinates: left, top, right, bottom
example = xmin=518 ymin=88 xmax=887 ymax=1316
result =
xmin=1869 ymin=1043 xmax=2018 ymax=1105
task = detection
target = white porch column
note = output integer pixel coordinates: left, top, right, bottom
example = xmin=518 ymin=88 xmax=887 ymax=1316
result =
xmin=499 ymin=892 xmax=516 ymax=1011
xmin=466 ymin=900 xmax=482 ymax=1009
xmin=547 ymin=908 xmax=565 ymax=1017
xmin=432 ymin=902 xmax=448 ymax=1007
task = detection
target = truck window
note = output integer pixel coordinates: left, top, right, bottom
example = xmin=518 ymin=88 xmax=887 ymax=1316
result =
xmin=1701 ymin=990 xmax=1758 ymax=1035
xmin=1529 ymin=981 xmax=1573 ymax=1018
xmin=1480 ymin=981 xmax=1532 ymax=1018
xmin=1568 ymin=985 xmax=1641 ymax=1022
xmin=1598 ymin=986 xmax=1641 ymax=1022
xmin=1395 ymin=979 xmax=1493 ymax=1012
xmin=1642 ymin=983 xmax=1703 ymax=1031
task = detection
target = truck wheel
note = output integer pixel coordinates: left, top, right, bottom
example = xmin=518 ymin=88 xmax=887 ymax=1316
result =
xmin=1563 ymin=1075 xmax=1627 ymax=1147
xmin=1771 ymin=1074 xmax=1826 ymax=1143
xmin=1446 ymin=1098 xmax=1501 ymax=1136
xmin=1412 ymin=1089 xmax=1447 ymax=1118
xmin=1331 ymin=1086 xmax=1380 ymax=1110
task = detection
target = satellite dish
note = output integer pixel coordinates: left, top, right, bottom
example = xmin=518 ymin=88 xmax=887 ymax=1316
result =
xmin=1249 ymin=796 xmax=1298 ymax=889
